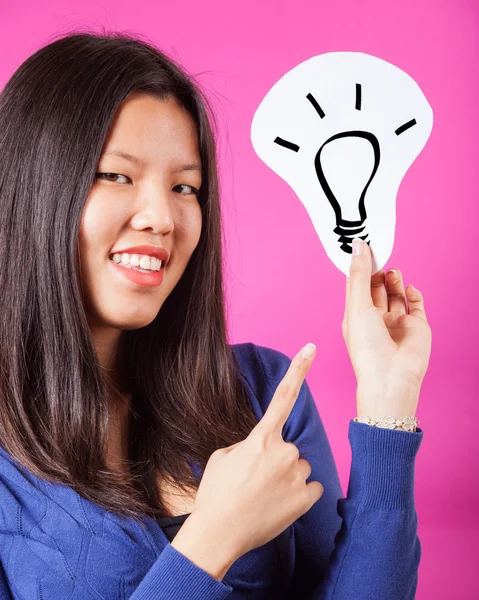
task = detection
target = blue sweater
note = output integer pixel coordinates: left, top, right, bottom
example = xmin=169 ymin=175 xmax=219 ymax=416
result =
xmin=0 ymin=342 xmax=423 ymax=599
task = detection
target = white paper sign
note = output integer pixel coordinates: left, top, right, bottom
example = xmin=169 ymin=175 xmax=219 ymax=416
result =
xmin=251 ymin=52 xmax=433 ymax=276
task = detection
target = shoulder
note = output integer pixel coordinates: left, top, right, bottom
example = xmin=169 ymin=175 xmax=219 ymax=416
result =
xmin=230 ymin=341 xmax=292 ymax=376
xmin=0 ymin=445 xmax=49 ymax=530
xmin=230 ymin=342 xmax=293 ymax=395
xmin=0 ymin=445 xmax=52 ymax=592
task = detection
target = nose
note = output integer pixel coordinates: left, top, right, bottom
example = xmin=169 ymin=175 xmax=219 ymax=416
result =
xmin=131 ymin=188 xmax=174 ymax=234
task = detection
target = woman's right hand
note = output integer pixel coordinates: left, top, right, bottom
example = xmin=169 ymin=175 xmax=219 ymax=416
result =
xmin=190 ymin=343 xmax=324 ymax=562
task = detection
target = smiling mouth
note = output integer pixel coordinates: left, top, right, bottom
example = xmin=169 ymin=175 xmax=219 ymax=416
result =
xmin=108 ymin=257 xmax=166 ymax=288
xmin=108 ymin=253 xmax=166 ymax=273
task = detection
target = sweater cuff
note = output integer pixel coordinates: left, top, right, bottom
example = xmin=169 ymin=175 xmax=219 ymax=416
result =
xmin=130 ymin=543 xmax=233 ymax=600
xmin=346 ymin=419 xmax=424 ymax=510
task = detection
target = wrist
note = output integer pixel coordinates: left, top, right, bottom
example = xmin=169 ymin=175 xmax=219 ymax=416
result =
xmin=356 ymin=381 xmax=420 ymax=421
xmin=170 ymin=510 xmax=239 ymax=581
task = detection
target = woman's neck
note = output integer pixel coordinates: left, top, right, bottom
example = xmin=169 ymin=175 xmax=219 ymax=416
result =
xmin=106 ymin=389 xmax=132 ymax=476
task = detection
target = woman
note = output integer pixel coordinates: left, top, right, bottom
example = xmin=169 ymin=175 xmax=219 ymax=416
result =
xmin=0 ymin=29 xmax=431 ymax=599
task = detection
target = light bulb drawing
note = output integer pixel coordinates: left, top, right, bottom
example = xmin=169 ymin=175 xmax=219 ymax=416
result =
xmin=314 ymin=128 xmax=380 ymax=253
xmin=251 ymin=52 xmax=433 ymax=276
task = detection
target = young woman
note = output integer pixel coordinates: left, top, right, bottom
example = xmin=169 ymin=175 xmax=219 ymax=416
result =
xmin=0 ymin=29 xmax=431 ymax=599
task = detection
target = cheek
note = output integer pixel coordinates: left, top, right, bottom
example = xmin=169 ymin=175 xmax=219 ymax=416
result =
xmin=174 ymin=204 xmax=202 ymax=249
xmin=79 ymin=197 xmax=124 ymax=256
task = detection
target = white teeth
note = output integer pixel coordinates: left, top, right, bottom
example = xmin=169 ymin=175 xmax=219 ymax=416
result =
xmin=140 ymin=255 xmax=150 ymax=270
xmin=111 ymin=252 xmax=162 ymax=271
xmin=130 ymin=254 xmax=140 ymax=267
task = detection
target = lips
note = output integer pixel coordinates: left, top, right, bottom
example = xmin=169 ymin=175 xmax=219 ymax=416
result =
xmin=109 ymin=256 xmax=165 ymax=287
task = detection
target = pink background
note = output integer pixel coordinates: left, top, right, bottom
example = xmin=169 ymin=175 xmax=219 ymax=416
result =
xmin=1 ymin=1 xmax=477 ymax=597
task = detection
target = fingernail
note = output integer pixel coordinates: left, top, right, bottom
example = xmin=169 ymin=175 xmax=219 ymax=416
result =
xmin=352 ymin=238 xmax=363 ymax=256
xmin=301 ymin=343 xmax=316 ymax=360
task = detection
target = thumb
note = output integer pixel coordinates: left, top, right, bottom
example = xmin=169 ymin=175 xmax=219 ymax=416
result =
xmin=348 ymin=238 xmax=372 ymax=314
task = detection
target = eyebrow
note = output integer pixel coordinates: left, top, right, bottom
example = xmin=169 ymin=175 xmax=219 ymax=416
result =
xmin=103 ymin=149 xmax=202 ymax=173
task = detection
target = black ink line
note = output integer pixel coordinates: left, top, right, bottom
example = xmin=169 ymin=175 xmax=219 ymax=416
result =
xmin=395 ymin=119 xmax=417 ymax=135
xmin=355 ymin=84 xmax=362 ymax=110
xmin=306 ymin=93 xmax=325 ymax=119
xmin=274 ymin=136 xmax=300 ymax=152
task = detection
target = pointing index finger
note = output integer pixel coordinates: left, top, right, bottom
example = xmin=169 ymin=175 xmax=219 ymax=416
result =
xmin=258 ymin=343 xmax=316 ymax=435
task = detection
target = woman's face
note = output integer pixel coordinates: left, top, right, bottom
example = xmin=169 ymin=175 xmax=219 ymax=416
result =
xmin=79 ymin=92 xmax=203 ymax=333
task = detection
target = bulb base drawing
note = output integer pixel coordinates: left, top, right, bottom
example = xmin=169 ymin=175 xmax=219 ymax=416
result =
xmin=333 ymin=221 xmax=370 ymax=254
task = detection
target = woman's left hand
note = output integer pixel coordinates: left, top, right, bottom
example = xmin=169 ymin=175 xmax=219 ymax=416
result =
xmin=342 ymin=238 xmax=432 ymax=420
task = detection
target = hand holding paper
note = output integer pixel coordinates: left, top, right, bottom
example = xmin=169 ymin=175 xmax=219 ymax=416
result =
xmin=344 ymin=238 xmax=432 ymax=421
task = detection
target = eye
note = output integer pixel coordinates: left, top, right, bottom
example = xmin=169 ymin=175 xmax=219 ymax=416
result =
xmin=174 ymin=184 xmax=200 ymax=196
xmin=95 ymin=172 xmax=131 ymax=184
xmin=95 ymin=174 xmax=199 ymax=196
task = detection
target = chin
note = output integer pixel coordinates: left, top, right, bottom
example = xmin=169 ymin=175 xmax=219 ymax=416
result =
xmin=96 ymin=305 xmax=162 ymax=331
xmin=118 ymin=312 xmax=161 ymax=330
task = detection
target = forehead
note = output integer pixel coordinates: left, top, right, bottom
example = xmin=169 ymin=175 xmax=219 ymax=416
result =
xmin=102 ymin=93 xmax=201 ymax=167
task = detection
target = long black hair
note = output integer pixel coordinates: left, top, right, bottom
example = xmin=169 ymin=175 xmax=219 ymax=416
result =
xmin=0 ymin=27 xmax=260 ymax=523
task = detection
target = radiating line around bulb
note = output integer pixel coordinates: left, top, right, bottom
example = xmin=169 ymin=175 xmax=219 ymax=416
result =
xmin=355 ymin=84 xmax=362 ymax=110
xmin=306 ymin=93 xmax=325 ymax=118
xmin=395 ymin=119 xmax=417 ymax=135
xmin=273 ymin=137 xmax=300 ymax=151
